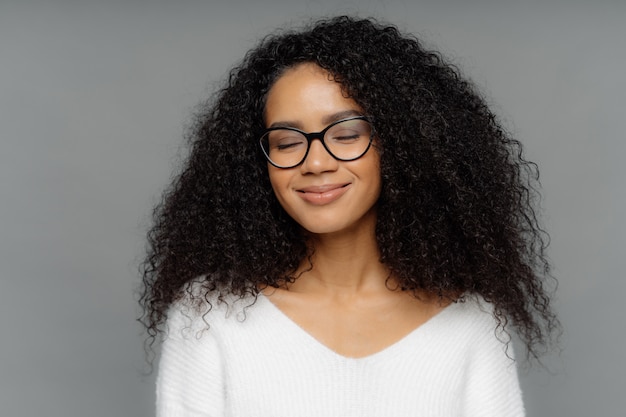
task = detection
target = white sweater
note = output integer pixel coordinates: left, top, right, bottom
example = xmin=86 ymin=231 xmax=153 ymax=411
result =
xmin=157 ymin=293 xmax=524 ymax=417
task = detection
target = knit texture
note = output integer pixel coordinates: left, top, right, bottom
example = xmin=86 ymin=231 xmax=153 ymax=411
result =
xmin=157 ymin=293 xmax=525 ymax=417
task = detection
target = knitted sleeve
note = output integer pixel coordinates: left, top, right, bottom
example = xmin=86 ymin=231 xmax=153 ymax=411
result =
xmin=462 ymin=310 xmax=526 ymax=417
xmin=156 ymin=303 xmax=225 ymax=417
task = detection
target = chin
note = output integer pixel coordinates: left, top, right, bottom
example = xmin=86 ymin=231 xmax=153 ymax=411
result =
xmin=299 ymin=222 xmax=343 ymax=236
xmin=300 ymin=218 xmax=372 ymax=237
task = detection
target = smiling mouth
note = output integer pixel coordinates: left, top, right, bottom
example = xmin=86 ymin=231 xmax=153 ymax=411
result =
xmin=296 ymin=183 xmax=351 ymax=205
xmin=297 ymin=183 xmax=350 ymax=193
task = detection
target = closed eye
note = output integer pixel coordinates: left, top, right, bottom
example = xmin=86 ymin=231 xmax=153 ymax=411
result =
xmin=333 ymin=134 xmax=360 ymax=140
xmin=276 ymin=142 xmax=303 ymax=150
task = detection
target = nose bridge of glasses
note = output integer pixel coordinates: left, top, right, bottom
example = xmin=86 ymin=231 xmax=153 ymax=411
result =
xmin=299 ymin=128 xmax=336 ymax=167
xmin=303 ymin=131 xmax=332 ymax=156
xmin=299 ymin=129 xmax=331 ymax=161
xmin=302 ymin=128 xmax=327 ymax=144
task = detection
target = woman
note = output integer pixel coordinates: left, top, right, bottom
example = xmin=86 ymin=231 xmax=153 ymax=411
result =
xmin=140 ymin=16 xmax=558 ymax=416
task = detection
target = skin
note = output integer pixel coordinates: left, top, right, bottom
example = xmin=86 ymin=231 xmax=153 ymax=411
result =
xmin=263 ymin=63 xmax=448 ymax=358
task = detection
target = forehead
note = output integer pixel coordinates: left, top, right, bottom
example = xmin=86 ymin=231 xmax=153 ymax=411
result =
xmin=264 ymin=63 xmax=362 ymax=129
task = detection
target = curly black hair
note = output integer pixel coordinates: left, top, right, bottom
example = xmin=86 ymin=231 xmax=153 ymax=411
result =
xmin=139 ymin=16 xmax=558 ymax=362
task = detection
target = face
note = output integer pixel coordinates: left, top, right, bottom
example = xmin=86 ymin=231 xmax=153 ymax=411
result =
xmin=264 ymin=63 xmax=381 ymax=236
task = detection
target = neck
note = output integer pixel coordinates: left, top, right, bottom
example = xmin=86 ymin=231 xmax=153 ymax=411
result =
xmin=288 ymin=214 xmax=392 ymax=296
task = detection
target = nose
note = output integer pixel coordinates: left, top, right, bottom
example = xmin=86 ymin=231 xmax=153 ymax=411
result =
xmin=300 ymin=137 xmax=338 ymax=174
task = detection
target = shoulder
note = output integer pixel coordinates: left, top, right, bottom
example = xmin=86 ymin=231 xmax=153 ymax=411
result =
xmin=437 ymin=295 xmax=505 ymax=333
xmin=428 ymin=295 xmax=514 ymax=359
xmin=163 ymin=281 xmax=261 ymax=339
xmin=450 ymin=297 xmax=525 ymax=415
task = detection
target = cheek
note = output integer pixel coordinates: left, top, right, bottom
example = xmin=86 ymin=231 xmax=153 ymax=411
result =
xmin=366 ymin=160 xmax=383 ymax=204
xmin=267 ymin=167 xmax=289 ymax=202
xmin=267 ymin=166 xmax=280 ymax=190
xmin=366 ymin=153 xmax=382 ymax=188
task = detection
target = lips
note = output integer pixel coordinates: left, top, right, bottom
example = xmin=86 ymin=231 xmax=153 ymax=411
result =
xmin=296 ymin=183 xmax=351 ymax=205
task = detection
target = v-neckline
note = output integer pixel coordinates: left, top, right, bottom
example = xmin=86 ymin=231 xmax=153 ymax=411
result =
xmin=258 ymin=292 xmax=458 ymax=362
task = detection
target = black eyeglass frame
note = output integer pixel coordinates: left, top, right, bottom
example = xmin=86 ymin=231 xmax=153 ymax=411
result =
xmin=259 ymin=116 xmax=375 ymax=169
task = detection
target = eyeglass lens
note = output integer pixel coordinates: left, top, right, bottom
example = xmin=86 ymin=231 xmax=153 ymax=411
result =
xmin=260 ymin=118 xmax=372 ymax=168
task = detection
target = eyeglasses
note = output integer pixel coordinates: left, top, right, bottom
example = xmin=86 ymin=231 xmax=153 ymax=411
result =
xmin=259 ymin=116 xmax=374 ymax=169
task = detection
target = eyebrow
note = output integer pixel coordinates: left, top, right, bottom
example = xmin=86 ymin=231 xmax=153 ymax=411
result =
xmin=268 ymin=109 xmax=363 ymax=130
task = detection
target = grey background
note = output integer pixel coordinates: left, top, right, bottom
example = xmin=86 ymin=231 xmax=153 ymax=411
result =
xmin=1 ymin=0 xmax=624 ymax=416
